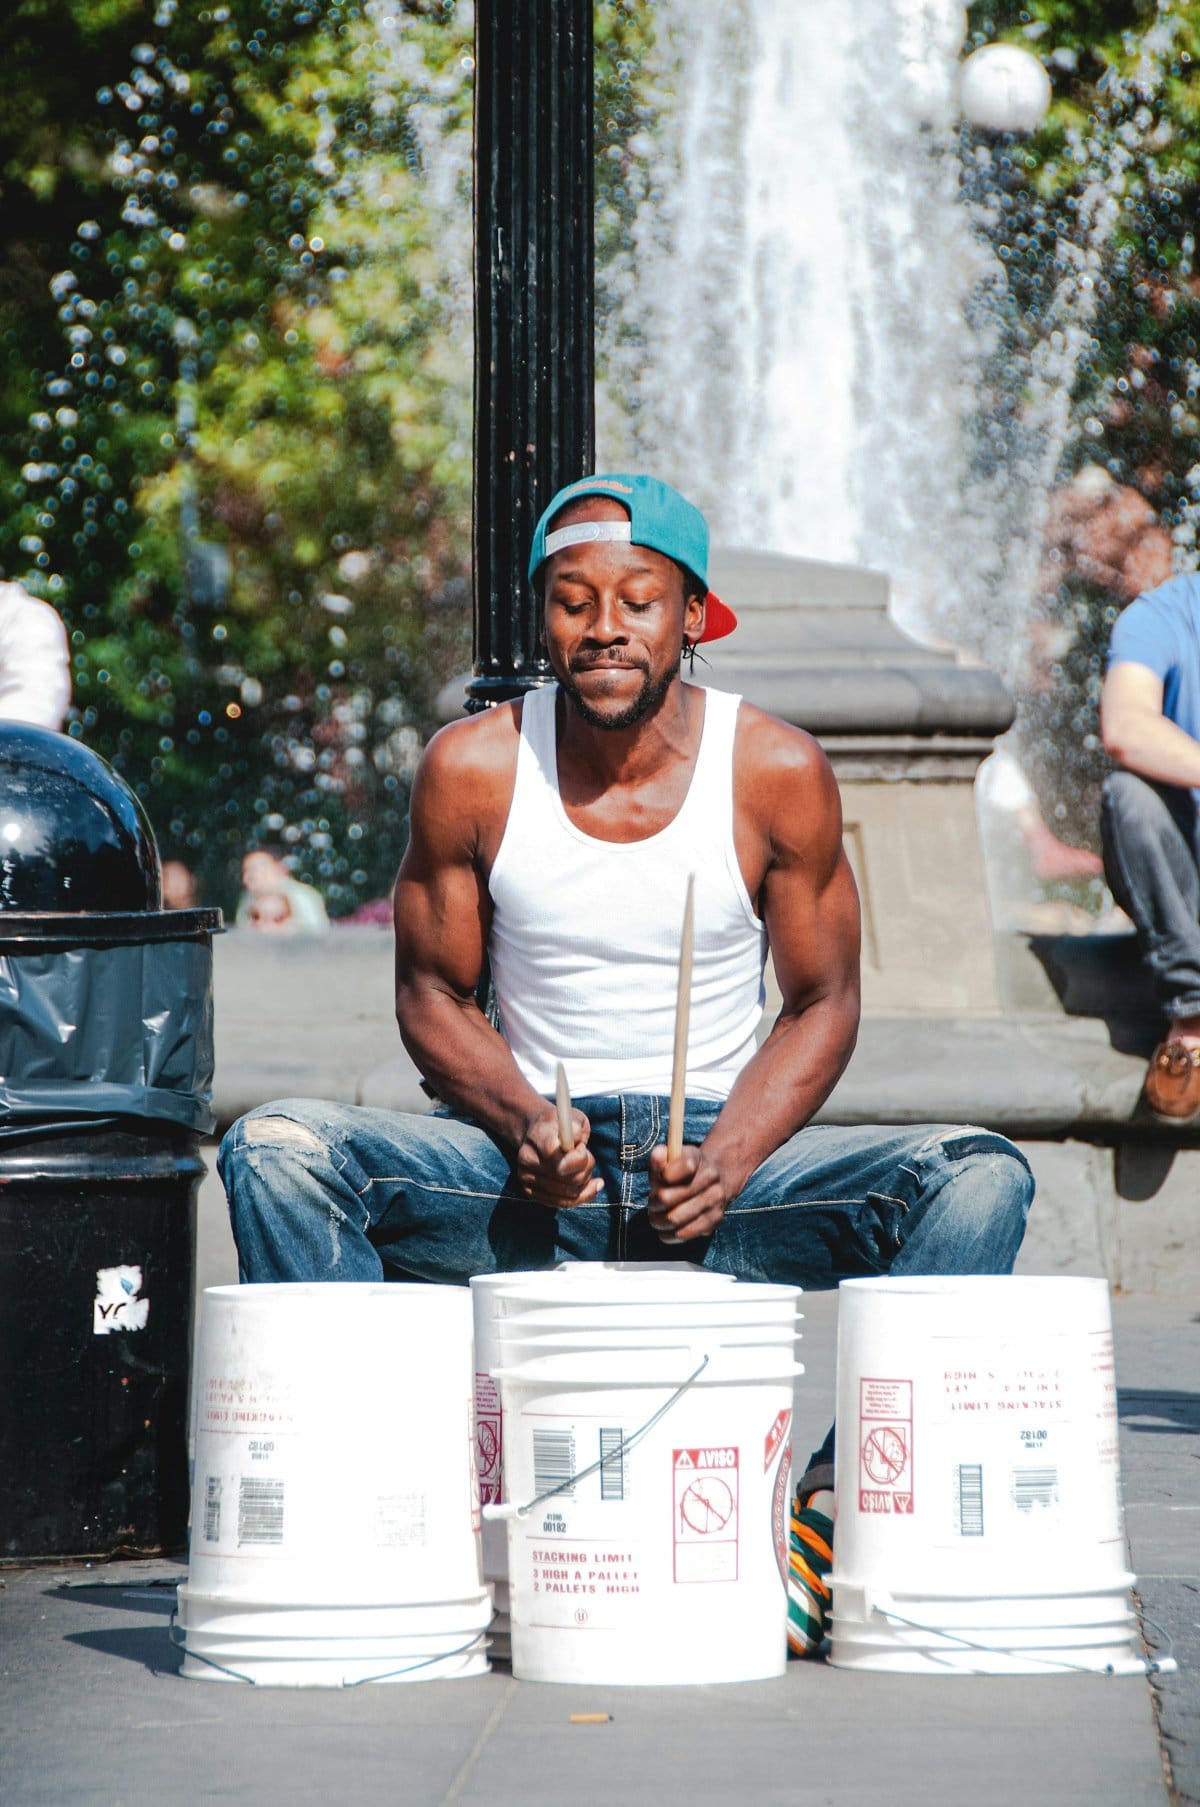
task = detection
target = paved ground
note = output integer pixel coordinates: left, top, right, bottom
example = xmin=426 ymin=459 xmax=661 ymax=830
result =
xmin=2 ymin=1161 xmax=1195 ymax=1807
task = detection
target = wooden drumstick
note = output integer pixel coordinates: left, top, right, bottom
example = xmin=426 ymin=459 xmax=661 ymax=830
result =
xmin=555 ymin=1061 xmax=575 ymax=1152
xmin=667 ymin=875 xmax=695 ymax=1163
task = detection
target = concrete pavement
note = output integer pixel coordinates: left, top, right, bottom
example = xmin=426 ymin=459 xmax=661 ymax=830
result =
xmin=1 ymin=930 xmax=1197 ymax=1804
xmin=1 ymin=1162 xmax=1194 ymax=1807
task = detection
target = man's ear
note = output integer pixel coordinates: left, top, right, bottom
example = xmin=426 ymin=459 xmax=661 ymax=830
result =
xmin=683 ymin=588 xmax=706 ymax=643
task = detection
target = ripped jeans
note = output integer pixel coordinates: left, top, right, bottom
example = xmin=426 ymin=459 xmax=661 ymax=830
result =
xmin=218 ymin=1096 xmax=1034 ymax=1493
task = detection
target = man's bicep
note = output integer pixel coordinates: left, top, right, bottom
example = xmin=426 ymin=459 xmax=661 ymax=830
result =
xmin=762 ymin=753 xmax=861 ymax=1014
xmin=394 ymin=743 xmax=490 ymax=1000
xmin=1102 ymin=660 xmax=1165 ymax=721
xmin=766 ymin=844 xmax=861 ymax=1014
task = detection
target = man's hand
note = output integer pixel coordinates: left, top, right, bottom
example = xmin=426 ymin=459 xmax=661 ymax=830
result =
xmin=647 ymin=1144 xmax=734 ymax=1242
xmin=514 ymin=1108 xmax=602 ymax=1209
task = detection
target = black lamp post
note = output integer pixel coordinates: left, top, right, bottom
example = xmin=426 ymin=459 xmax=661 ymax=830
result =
xmin=465 ymin=0 xmax=595 ymax=712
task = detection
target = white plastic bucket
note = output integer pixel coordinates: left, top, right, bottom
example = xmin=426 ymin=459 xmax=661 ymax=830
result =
xmin=488 ymin=1273 xmax=803 ymax=1687
xmin=829 ymin=1275 xmax=1143 ymax=1676
xmin=469 ymin=1263 xmax=739 ymax=1658
xmin=182 ymin=1282 xmax=488 ymax=1686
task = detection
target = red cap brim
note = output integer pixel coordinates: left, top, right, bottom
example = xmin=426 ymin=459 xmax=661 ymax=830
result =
xmin=697 ymin=591 xmax=737 ymax=644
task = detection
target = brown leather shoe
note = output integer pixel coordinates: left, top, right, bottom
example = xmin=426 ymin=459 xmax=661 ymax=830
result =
xmin=1143 ymin=1039 xmax=1200 ymax=1120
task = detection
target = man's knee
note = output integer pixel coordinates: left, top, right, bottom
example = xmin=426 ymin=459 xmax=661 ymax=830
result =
xmin=1102 ymin=767 xmax=1190 ymax=847
xmin=220 ymin=1098 xmax=330 ymax=1170
xmin=903 ymin=1128 xmax=1034 ymax=1274
xmin=217 ymin=1102 xmax=335 ymax=1216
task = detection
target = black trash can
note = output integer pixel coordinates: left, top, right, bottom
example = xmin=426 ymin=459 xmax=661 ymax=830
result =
xmin=0 ymin=725 xmax=222 ymax=1560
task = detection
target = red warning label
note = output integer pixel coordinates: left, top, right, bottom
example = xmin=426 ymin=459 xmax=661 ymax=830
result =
xmin=474 ymin=1372 xmax=502 ymax=1508
xmin=764 ymin=1407 xmax=791 ymax=1473
xmin=858 ymin=1378 xmax=914 ymax=1514
xmin=771 ymin=1435 xmax=792 ymax=1589
xmin=673 ymin=1447 xmax=739 ymax=1583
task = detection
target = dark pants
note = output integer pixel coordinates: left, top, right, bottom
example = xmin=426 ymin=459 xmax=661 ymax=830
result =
xmin=1101 ymin=769 xmax=1200 ymax=1019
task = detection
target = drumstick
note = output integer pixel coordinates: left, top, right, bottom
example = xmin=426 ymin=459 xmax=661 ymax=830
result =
xmin=667 ymin=874 xmax=695 ymax=1163
xmin=555 ymin=1061 xmax=575 ymax=1152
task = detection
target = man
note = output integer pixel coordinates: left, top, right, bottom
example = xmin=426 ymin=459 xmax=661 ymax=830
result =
xmin=1101 ymin=570 xmax=1200 ymax=1118
xmin=220 ymin=473 xmax=1033 ymax=1655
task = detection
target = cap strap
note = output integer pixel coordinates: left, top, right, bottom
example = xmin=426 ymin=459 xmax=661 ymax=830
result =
xmin=544 ymin=520 xmax=633 ymax=557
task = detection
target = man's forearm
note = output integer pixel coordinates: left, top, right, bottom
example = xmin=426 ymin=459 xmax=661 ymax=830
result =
xmin=698 ymin=995 xmax=858 ymax=1198
xmin=1104 ymin=710 xmax=1200 ymax=790
xmin=397 ymin=985 xmax=549 ymax=1152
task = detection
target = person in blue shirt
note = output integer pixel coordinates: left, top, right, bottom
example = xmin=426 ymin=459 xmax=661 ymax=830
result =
xmin=1101 ymin=572 xmax=1200 ymax=1117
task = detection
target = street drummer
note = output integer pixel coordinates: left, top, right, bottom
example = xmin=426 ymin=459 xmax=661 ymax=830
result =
xmin=219 ymin=472 xmax=1033 ymax=1655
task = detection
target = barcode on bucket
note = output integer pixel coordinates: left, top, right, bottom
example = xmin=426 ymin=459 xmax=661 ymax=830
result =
xmin=956 ymin=1463 xmax=984 ymax=1536
xmin=238 ymin=1476 xmax=285 ymax=1545
xmin=1011 ymin=1467 xmax=1058 ymax=1513
xmin=599 ymin=1428 xmax=626 ymax=1501
xmin=203 ymin=1475 xmax=221 ymax=1543
xmin=532 ymin=1428 xmax=575 ymax=1499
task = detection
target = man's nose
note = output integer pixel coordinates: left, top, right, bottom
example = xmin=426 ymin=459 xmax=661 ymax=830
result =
xmin=586 ymin=594 xmax=628 ymax=643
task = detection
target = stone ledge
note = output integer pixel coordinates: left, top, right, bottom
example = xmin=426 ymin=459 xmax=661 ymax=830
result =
xmin=210 ymin=949 xmax=1181 ymax=1147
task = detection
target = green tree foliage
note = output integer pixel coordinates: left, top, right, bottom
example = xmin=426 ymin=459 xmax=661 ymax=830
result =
xmin=2 ymin=0 xmax=476 ymax=912
xmin=1 ymin=0 xmax=655 ymax=915
xmin=966 ymin=2 xmax=1200 ymax=852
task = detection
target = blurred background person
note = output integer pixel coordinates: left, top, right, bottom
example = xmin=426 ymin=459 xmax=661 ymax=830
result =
xmin=0 ymin=580 xmax=70 ymax=730
xmin=236 ymin=848 xmax=329 ymax=935
xmin=161 ymin=859 xmax=198 ymax=910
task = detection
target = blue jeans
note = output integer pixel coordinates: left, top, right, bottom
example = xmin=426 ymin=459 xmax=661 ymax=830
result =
xmin=218 ymin=1095 xmax=1033 ymax=1491
xmin=1102 ymin=768 xmax=1200 ymax=1018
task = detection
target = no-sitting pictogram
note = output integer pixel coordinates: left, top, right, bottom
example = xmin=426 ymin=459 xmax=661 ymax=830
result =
xmin=679 ymin=1477 xmax=735 ymax=1536
xmin=862 ymin=1425 xmax=907 ymax=1485
xmin=673 ymin=1447 xmax=740 ymax=1583
xmin=859 ymin=1378 xmax=915 ymax=1513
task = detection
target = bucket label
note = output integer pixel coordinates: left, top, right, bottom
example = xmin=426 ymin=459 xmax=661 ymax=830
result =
xmin=764 ymin=1407 xmax=791 ymax=1473
xmin=928 ymin=1331 xmax=1123 ymax=1545
xmin=858 ymin=1378 xmax=914 ymax=1514
xmin=771 ymin=1437 xmax=792 ymax=1592
xmin=474 ymin=1372 xmax=502 ymax=1508
xmin=673 ymin=1447 xmax=740 ymax=1583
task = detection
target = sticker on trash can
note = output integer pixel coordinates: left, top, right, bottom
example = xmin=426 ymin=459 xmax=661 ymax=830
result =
xmin=93 ymin=1265 xmax=149 ymax=1335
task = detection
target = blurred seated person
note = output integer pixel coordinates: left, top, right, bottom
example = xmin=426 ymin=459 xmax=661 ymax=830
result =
xmin=975 ymin=611 xmax=1106 ymax=936
xmin=236 ymin=848 xmax=329 ymax=935
xmin=0 ymin=581 xmax=70 ymax=730
xmin=1101 ymin=571 xmax=1200 ymax=1119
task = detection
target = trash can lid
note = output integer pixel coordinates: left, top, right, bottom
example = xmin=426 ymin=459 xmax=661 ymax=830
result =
xmin=0 ymin=906 xmax=222 ymax=945
xmin=0 ymin=724 xmax=161 ymax=913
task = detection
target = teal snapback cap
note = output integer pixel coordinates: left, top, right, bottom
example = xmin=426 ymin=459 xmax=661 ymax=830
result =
xmin=528 ymin=472 xmax=737 ymax=644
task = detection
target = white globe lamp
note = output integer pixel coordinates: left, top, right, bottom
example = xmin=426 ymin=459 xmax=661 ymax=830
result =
xmin=958 ymin=43 xmax=1052 ymax=135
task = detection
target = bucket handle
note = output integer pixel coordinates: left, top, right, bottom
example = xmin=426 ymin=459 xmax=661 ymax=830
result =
xmin=862 ymin=1589 xmax=1178 ymax=1678
xmin=483 ymin=1352 xmax=710 ymax=1522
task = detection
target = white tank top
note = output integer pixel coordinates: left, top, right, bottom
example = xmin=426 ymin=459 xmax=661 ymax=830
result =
xmin=488 ymin=684 xmax=766 ymax=1100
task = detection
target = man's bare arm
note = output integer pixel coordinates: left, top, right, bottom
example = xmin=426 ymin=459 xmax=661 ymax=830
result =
xmin=393 ymin=719 xmax=599 ymax=1206
xmin=1101 ymin=661 xmax=1200 ymax=788
xmin=648 ymin=717 xmax=860 ymax=1241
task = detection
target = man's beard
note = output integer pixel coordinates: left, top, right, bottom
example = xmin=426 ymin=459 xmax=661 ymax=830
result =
xmin=558 ymin=660 xmax=677 ymax=730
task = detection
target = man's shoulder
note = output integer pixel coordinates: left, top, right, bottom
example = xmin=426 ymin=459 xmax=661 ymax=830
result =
xmin=409 ymin=701 xmax=524 ymax=853
xmin=1111 ymin=573 xmax=1200 ymax=661
xmin=421 ymin=699 xmax=523 ymax=781
xmin=731 ymin=697 xmax=832 ymax=784
xmin=1120 ymin=572 xmax=1200 ymax=625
